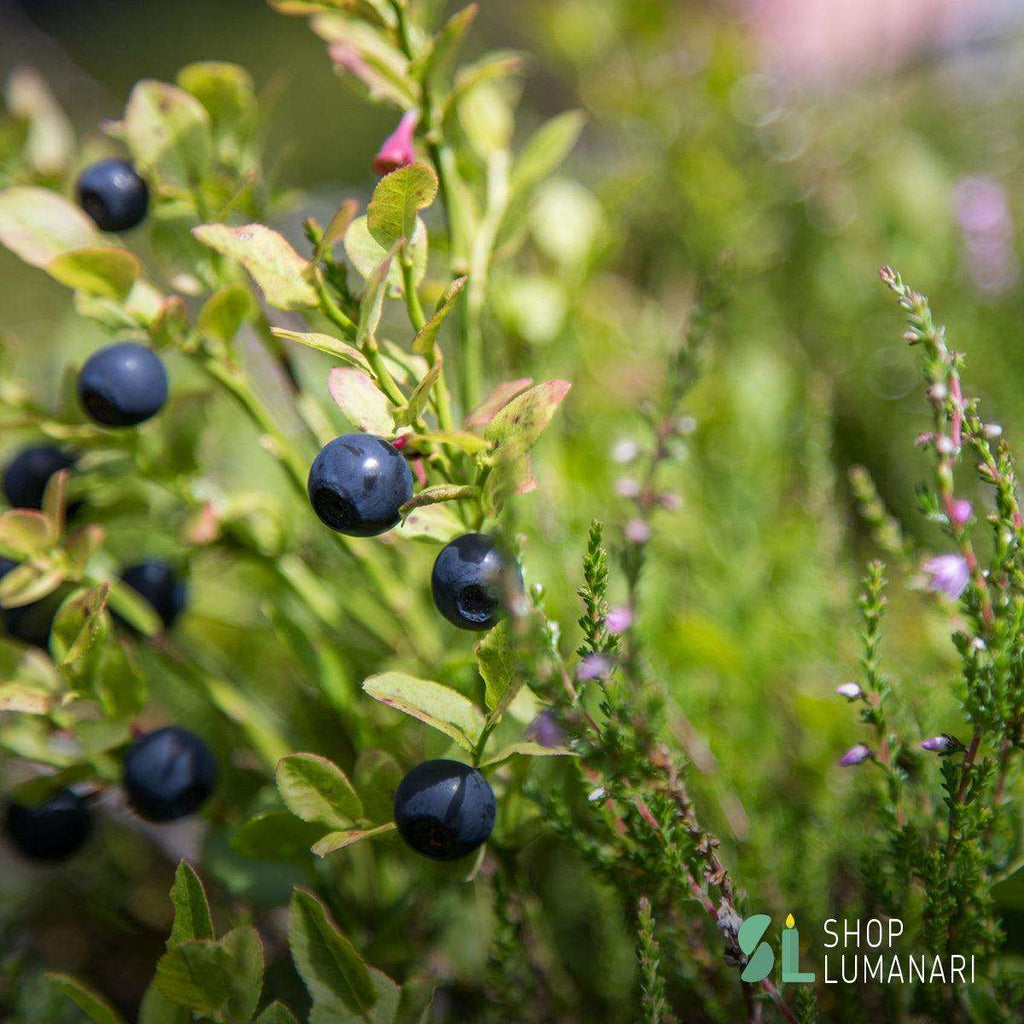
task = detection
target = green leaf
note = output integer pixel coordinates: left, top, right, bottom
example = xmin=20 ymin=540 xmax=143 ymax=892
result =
xmin=412 ymin=276 xmax=467 ymax=356
xmin=46 ymin=973 xmax=126 ymax=1024
xmin=197 ymin=284 xmax=257 ymax=345
xmin=511 ymin=110 xmax=586 ymax=195
xmin=47 ymin=247 xmax=140 ymax=300
xmin=232 ymin=810 xmax=327 ymax=861
xmin=0 ymin=682 xmax=53 ymax=715
xmin=289 ymin=888 xmax=377 ymax=1015
xmin=49 ymin=584 xmax=109 ymax=686
xmin=399 ymin=485 xmax=479 ymax=517
xmin=476 ymin=620 xmax=515 ymax=713
xmin=123 ymin=80 xmax=213 ymax=186
xmin=139 ymin=982 xmax=189 ymax=1024
xmin=353 ymin=749 xmax=403 ymax=822
xmin=416 ymin=4 xmax=477 ymax=86
xmin=6 ymin=67 xmax=74 ymax=176
xmin=221 ymin=926 xmax=264 ymax=1021
xmin=0 ymin=186 xmax=99 ymax=269
xmin=407 ymin=431 xmax=489 ymax=456
xmin=316 ymin=197 xmax=360 ymax=259
xmin=168 ymin=861 xmax=215 ymax=947
xmin=399 ymin=502 xmax=463 ymax=544
xmin=312 ymin=822 xmax=396 ymax=857
xmin=357 ymin=239 xmax=400 ymax=345
xmin=155 ymin=939 xmax=232 ymax=1015
xmin=465 ymin=378 xmax=533 ymax=428
xmin=105 ymin=577 xmax=163 ymax=637
xmin=362 ymin=672 xmax=485 ymax=751
xmin=344 ymin=214 xmax=427 ymax=290
xmin=95 ymin=642 xmax=148 ymax=719
xmin=256 ymin=1002 xmax=301 ymax=1024
xmin=393 ymin=361 xmax=442 ymax=426
xmin=176 ymin=62 xmax=256 ymax=140
xmin=480 ymin=741 xmax=574 ymax=769
xmin=0 ymin=562 xmax=64 ymax=610
xmin=12 ymin=765 xmax=93 ymax=804
xmin=272 ymin=328 xmax=371 ymax=372
xmin=446 ymin=51 xmax=524 ymax=118
xmin=367 ymin=163 xmax=438 ymax=250
xmin=328 ymin=367 xmax=393 ymax=435
xmin=485 ymin=379 xmax=571 ymax=463
xmin=0 ymin=508 xmax=57 ymax=558
xmin=193 ymin=223 xmax=317 ymax=310
xmin=204 ymin=676 xmax=290 ymax=768
xmin=277 ymin=752 xmax=363 ymax=827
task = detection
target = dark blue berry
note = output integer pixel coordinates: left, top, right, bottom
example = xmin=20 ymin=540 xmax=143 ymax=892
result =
xmin=75 ymin=158 xmax=149 ymax=232
xmin=5 ymin=789 xmax=92 ymax=862
xmin=121 ymin=562 xmax=187 ymax=630
xmin=2 ymin=446 xmax=76 ymax=510
xmin=393 ymin=759 xmax=496 ymax=861
xmin=122 ymin=727 xmax=217 ymax=823
xmin=431 ymin=533 xmax=521 ymax=631
xmin=307 ymin=434 xmax=412 ymax=537
xmin=78 ymin=342 xmax=168 ymax=428
xmin=0 ymin=557 xmax=60 ymax=649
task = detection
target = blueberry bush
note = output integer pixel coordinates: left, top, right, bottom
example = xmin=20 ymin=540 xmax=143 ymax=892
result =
xmin=0 ymin=1 xmax=1023 ymax=1022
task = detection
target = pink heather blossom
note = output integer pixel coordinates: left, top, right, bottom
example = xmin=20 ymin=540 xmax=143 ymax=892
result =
xmin=921 ymin=735 xmax=956 ymax=754
xmin=527 ymin=711 xmax=564 ymax=748
xmin=659 ymin=492 xmax=683 ymax=512
xmin=950 ymin=500 xmax=972 ymax=527
xmin=615 ymin=477 xmax=640 ymax=499
xmin=605 ymin=606 xmax=633 ymax=634
xmin=372 ymin=111 xmax=419 ymax=176
xmin=839 ymin=743 xmax=872 ymax=767
xmin=836 ymin=682 xmax=862 ymax=700
xmin=612 ymin=439 xmax=639 ymax=464
xmin=577 ymin=654 xmax=611 ymax=681
xmin=923 ymin=554 xmax=970 ymax=601
xmin=625 ymin=519 xmax=651 ymax=544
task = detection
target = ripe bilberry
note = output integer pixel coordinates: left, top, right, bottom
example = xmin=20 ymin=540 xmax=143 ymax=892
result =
xmin=431 ymin=533 xmax=521 ymax=631
xmin=5 ymin=789 xmax=92 ymax=862
xmin=121 ymin=562 xmax=187 ymax=630
xmin=393 ymin=759 xmax=496 ymax=861
xmin=122 ymin=726 xmax=217 ymax=822
xmin=78 ymin=342 xmax=168 ymax=428
xmin=75 ymin=158 xmax=149 ymax=232
xmin=2 ymin=445 xmax=75 ymax=510
xmin=307 ymin=434 xmax=412 ymax=537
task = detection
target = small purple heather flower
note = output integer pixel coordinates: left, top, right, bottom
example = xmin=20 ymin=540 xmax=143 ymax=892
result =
xmin=625 ymin=519 xmax=651 ymax=544
xmin=605 ymin=606 xmax=633 ymax=634
xmin=921 ymin=735 xmax=958 ymax=754
xmin=577 ymin=654 xmax=612 ymax=681
xmin=836 ymin=682 xmax=863 ymax=700
xmin=923 ymin=554 xmax=970 ymax=601
xmin=950 ymin=499 xmax=972 ymax=528
xmin=527 ymin=711 xmax=565 ymax=749
xmin=615 ymin=477 xmax=640 ymax=498
xmin=612 ymin=439 xmax=639 ymax=464
xmin=659 ymin=492 xmax=683 ymax=512
xmin=839 ymin=744 xmax=873 ymax=767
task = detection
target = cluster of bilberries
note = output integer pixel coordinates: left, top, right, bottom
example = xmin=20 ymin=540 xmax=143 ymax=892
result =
xmin=307 ymin=433 xmax=522 ymax=859
xmin=5 ymin=727 xmax=216 ymax=863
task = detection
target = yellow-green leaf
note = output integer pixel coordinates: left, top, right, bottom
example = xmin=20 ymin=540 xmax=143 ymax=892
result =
xmin=277 ymin=752 xmax=363 ymax=827
xmin=0 ymin=187 xmax=99 ymax=269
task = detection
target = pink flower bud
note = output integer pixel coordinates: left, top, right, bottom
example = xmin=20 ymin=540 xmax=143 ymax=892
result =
xmin=921 ymin=735 xmax=957 ymax=754
xmin=836 ymin=682 xmax=862 ymax=700
xmin=839 ymin=743 xmax=873 ymax=767
xmin=615 ymin=477 xmax=640 ymax=499
xmin=625 ymin=519 xmax=651 ymax=544
xmin=612 ymin=439 xmax=639 ymax=464
xmin=372 ymin=110 xmax=419 ymax=176
xmin=605 ymin=606 xmax=633 ymax=634
xmin=950 ymin=500 xmax=972 ymax=527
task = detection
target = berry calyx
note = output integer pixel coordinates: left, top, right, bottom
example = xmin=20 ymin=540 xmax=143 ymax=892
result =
xmin=2 ymin=445 xmax=75 ymax=510
xmin=77 ymin=342 xmax=168 ymax=428
xmin=75 ymin=158 xmax=149 ymax=232
xmin=5 ymin=789 xmax=92 ymax=862
xmin=307 ymin=434 xmax=413 ymax=537
xmin=393 ymin=759 xmax=496 ymax=861
xmin=121 ymin=561 xmax=187 ymax=630
xmin=431 ymin=533 xmax=522 ymax=631
xmin=122 ymin=727 xmax=217 ymax=823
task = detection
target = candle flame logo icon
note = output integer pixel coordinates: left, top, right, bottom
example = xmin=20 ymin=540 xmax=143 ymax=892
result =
xmin=738 ymin=912 xmax=816 ymax=985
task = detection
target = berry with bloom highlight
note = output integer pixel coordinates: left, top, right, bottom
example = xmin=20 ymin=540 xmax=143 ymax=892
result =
xmin=431 ymin=533 xmax=521 ymax=631
xmin=2 ymin=446 xmax=75 ymax=510
xmin=75 ymin=158 xmax=149 ymax=232
xmin=122 ymin=727 xmax=217 ymax=822
xmin=393 ymin=759 xmax=496 ymax=861
xmin=5 ymin=789 xmax=92 ymax=862
xmin=78 ymin=342 xmax=168 ymax=428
